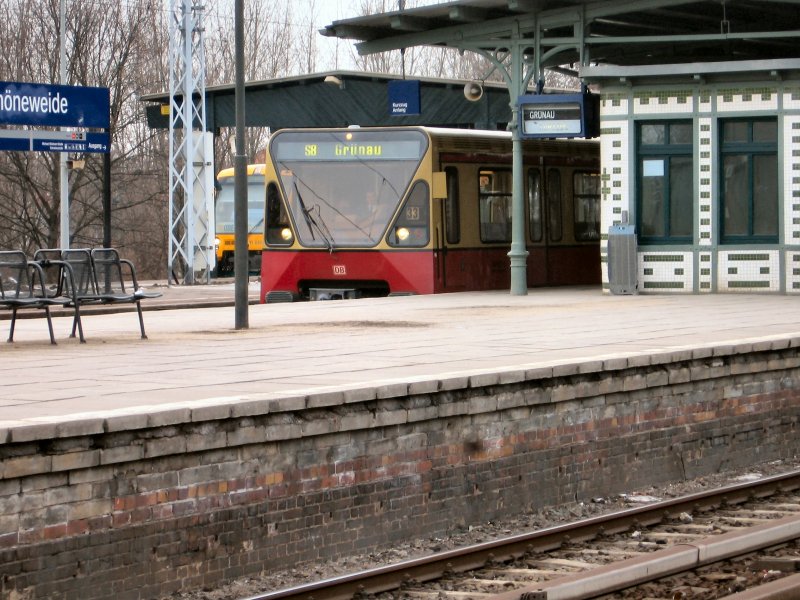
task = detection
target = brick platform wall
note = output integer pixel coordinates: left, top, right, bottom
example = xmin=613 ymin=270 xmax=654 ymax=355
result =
xmin=1 ymin=339 xmax=799 ymax=599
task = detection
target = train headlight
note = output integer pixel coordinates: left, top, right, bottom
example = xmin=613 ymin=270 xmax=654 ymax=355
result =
xmin=396 ymin=227 xmax=410 ymax=241
xmin=214 ymin=237 xmax=221 ymax=249
xmin=280 ymin=227 xmax=293 ymax=241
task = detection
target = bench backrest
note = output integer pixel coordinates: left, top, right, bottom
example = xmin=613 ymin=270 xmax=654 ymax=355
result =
xmin=0 ymin=250 xmax=36 ymax=300
xmin=61 ymin=249 xmax=100 ymax=297
xmin=91 ymin=248 xmax=131 ymax=295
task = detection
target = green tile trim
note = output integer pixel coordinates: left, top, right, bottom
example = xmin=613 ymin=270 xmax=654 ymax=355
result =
xmin=728 ymin=253 xmax=771 ymax=261
xmin=728 ymin=281 xmax=771 ymax=288
xmin=643 ymin=281 xmax=684 ymax=289
xmin=643 ymin=255 xmax=684 ymax=262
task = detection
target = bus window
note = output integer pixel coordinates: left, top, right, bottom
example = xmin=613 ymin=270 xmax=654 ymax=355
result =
xmin=265 ymin=182 xmax=291 ymax=245
xmin=388 ymin=181 xmax=430 ymax=247
xmin=445 ymin=167 xmax=460 ymax=244
xmin=528 ymin=169 xmax=542 ymax=242
xmin=479 ymin=169 xmax=512 ymax=243
xmin=573 ymin=172 xmax=601 ymax=241
xmin=546 ymin=168 xmax=562 ymax=242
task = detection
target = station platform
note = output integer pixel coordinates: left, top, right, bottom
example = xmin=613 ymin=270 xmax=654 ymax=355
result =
xmin=2 ymin=283 xmax=800 ymax=429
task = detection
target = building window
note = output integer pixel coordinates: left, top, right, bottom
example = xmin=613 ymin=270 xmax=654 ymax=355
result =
xmin=573 ymin=172 xmax=601 ymax=241
xmin=720 ymin=118 xmax=778 ymax=243
xmin=636 ymin=121 xmax=693 ymax=244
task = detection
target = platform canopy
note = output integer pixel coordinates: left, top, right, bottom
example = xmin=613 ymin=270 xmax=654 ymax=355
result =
xmin=141 ymin=70 xmax=513 ymax=132
xmin=321 ymin=0 xmax=800 ymax=70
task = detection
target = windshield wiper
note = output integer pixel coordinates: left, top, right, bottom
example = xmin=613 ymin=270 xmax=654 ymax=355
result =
xmin=248 ymin=217 xmax=264 ymax=234
xmin=294 ymin=181 xmax=336 ymax=252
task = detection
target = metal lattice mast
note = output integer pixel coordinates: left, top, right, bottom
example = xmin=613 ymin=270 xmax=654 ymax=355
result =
xmin=168 ymin=0 xmax=214 ymax=285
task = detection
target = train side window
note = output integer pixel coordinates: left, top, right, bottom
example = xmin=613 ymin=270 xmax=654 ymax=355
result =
xmin=444 ymin=167 xmax=460 ymax=244
xmin=546 ymin=169 xmax=562 ymax=242
xmin=479 ymin=169 xmax=512 ymax=243
xmin=573 ymin=172 xmax=601 ymax=241
xmin=527 ymin=169 xmax=543 ymax=242
xmin=388 ymin=181 xmax=430 ymax=247
xmin=265 ymin=182 xmax=292 ymax=245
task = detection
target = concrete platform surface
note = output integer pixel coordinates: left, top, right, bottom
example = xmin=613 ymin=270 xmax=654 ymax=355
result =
xmin=2 ymin=285 xmax=800 ymax=429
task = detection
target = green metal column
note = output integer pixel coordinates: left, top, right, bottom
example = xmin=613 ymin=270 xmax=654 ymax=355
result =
xmin=508 ymin=42 xmax=529 ymax=296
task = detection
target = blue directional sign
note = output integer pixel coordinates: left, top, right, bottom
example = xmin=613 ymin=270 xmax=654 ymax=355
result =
xmin=0 ymin=130 xmax=109 ymax=153
xmin=388 ymin=80 xmax=421 ymax=116
xmin=0 ymin=81 xmax=110 ymax=128
xmin=32 ymin=132 xmax=110 ymax=153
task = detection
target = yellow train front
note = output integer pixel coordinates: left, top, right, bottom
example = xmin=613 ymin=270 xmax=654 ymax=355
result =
xmin=260 ymin=127 xmax=600 ymax=302
xmin=214 ymin=164 xmax=266 ymax=276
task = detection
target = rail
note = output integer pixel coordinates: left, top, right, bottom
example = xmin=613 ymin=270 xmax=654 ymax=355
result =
xmin=243 ymin=469 xmax=800 ymax=600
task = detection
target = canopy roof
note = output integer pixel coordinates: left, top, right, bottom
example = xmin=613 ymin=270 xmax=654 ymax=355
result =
xmin=320 ymin=0 xmax=800 ymax=70
xmin=141 ymin=71 xmax=513 ymax=131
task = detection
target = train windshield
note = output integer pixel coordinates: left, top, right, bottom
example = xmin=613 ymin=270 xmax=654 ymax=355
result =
xmin=269 ymin=129 xmax=428 ymax=248
xmin=215 ymin=175 xmax=265 ymax=235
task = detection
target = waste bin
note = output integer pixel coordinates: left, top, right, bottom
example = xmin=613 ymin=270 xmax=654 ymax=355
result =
xmin=607 ymin=224 xmax=638 ymax=295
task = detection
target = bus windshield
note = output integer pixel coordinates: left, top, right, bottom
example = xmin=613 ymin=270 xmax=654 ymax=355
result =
xmin=215 ymin=175 xmax=265 ymax=234
xmin=269 ymin=129 xmax=428 ymax=248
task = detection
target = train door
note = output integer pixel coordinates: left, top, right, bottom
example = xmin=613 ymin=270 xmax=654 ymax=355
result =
xmin=525 ymin=166 xmax=561 ymax=286
xmin=436 ymin=166 xmax=460 ymax=291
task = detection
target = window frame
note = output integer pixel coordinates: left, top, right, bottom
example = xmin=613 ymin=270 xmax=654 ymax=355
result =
xmin=719 ymin=117 xmax=779 ymax=244
xmin=635 ymin=120 xmax=694 ymax=245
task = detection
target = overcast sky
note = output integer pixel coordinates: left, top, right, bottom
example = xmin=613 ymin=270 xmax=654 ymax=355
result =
xmin=302 ymin=0 xmax=442 ymax=70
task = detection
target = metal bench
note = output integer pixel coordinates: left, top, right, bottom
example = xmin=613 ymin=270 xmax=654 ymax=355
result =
xmin=59 ymin=248 xmax=162 ymax=339
xmin=0 ymin=250 xmax=74 ymax=344
xmin=33 ymin=249 xmax=86 ymax=343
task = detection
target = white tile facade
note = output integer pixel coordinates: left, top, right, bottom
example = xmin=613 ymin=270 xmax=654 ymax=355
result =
xmin=599 ymin=81 xmax=800 ymax=294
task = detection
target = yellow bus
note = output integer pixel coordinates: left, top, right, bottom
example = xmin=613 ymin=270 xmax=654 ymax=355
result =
xmin=214 ymin=164 xmax=265 ymax=276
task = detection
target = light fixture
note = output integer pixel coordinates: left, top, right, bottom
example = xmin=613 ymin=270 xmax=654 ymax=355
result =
xmin=324 ymin=75 xmax=345 ymax=90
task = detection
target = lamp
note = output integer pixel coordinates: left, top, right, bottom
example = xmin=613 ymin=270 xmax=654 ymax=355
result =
xmin=324 ymin=75 xmax=345 ymax=90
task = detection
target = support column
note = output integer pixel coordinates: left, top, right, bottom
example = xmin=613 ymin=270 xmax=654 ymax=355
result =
xmin=508 ymin=43 xmax=529 ymax=296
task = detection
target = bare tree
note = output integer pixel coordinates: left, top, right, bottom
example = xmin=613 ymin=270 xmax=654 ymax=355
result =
xmin=0 ymin=0 xmax=169 ymax=271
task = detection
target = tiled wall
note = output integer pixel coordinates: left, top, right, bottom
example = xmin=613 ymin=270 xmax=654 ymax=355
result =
xmin=600 ymin=83 xmax=800 ymax=294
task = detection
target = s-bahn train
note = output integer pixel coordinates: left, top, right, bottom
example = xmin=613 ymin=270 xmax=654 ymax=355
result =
xmin=260 ymin=126 xmax=600 ymax=302
xmin=214 ymin=164 xmax=266 ymax=276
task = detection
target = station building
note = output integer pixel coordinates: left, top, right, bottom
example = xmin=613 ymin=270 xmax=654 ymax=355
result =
xmin=584 ymin=61 xmax=800 ymax=293
xmin=321 ymin=0 xmax=800 ymax=294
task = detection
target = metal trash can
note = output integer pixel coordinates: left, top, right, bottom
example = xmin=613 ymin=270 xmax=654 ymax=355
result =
xmin=607 ymin=224 xmax=638 ymax=295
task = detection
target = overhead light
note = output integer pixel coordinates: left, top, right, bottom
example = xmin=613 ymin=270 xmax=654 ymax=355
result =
xmin=324 ymin=75 xmax=345 ymax=89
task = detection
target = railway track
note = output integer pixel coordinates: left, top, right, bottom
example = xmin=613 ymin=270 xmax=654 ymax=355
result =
xmin=244 ymin=470 xmax=800 ymax=600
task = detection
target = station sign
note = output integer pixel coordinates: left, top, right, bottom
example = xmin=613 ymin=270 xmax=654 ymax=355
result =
xmin=0 ymin=129 xmax=109 ymax=153
xmin=518 ymin=92 xmax=600 ymax=139
xmin=388 ymin=80 xmax=421 ymax=116
xmin=0 ymin=81 xmax=110 ymax=128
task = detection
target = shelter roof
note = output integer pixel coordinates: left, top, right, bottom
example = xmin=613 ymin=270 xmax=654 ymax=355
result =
xmin=141 ymin=70 xmax=513 ymax=131
xmin=320 ymin=0 xmax=800 ymax=69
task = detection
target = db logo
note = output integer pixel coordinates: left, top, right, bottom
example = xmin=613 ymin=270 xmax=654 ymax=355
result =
xmin=333 ymin=265 xmax=347 ymax=276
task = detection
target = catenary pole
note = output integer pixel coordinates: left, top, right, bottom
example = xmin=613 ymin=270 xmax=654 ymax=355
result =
xmin=59 ymin=0 xmax=69 ymax=249
xmin=234 ymin=0 xmax=249 ymax=328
